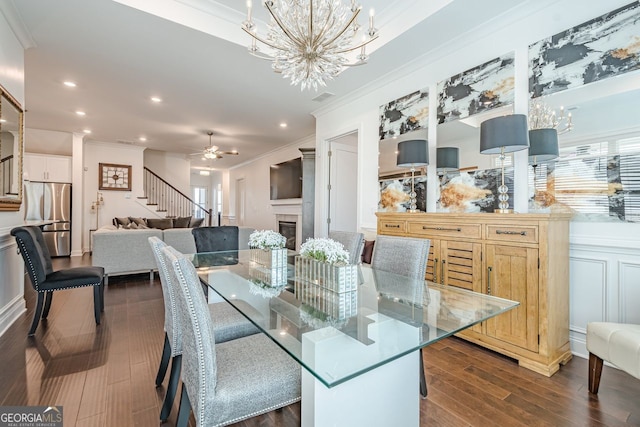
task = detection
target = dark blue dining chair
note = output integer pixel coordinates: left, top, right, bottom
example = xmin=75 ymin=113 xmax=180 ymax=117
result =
xmin=11 ymin=226 xmax=104 ymax=336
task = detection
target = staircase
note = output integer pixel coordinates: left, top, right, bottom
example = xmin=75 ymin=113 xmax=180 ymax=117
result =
xmin=139 ymin=167 xmax=214 ymax=225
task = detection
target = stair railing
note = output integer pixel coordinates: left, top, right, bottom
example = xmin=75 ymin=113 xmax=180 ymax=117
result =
xmin=142 ymin=167 xmax=213 ymax=225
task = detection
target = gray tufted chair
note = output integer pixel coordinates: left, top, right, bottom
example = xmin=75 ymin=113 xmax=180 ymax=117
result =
xmin=11 ymin=226 xmax=104 ymax=336
xmin=329 ymin=230 xmax=365 ymax=265
xmin=371 ymin=234 xmax=431 ymax=398
xmin=160 ymin=245 xmax=301 ymax=427
xmin=148 ymin=237 xmax=261 ymax=422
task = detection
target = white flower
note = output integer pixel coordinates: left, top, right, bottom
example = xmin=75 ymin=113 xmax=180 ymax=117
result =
xmin=249 ymin=229 xmax=286 ymax=249
xmin=299 ymin=238 xmax=349 ymax=265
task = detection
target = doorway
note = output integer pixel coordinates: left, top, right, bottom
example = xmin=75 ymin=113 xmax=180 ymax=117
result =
xmin=327 ymin=132 xmax=358 ymax=233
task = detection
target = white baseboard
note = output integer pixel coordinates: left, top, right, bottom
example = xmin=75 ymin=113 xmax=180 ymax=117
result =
xmin=0 ymin=295 xmax=26 ymax=338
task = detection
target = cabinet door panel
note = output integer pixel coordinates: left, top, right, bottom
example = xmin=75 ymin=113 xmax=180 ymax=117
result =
xmin=442 ymin=241 xmax=482 ymax=292
xmin=485 ymin=245 xmax=539 ymax=352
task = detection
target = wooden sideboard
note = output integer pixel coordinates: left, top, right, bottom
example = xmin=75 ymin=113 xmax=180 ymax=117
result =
xmin=376 ymin=212 xmax=572 ymax=376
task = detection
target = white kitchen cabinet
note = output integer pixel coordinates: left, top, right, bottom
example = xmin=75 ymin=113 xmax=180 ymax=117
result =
xmin=24 ymin=153 xmax=72 ymax=183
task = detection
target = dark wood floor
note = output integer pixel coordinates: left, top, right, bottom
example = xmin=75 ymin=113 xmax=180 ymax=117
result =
xmin=1 ymin=255 xmax=639 ymax=426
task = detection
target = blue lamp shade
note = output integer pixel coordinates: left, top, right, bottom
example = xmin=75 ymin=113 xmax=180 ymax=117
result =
xmin=437 ymin=147 xmax=459 ymax=172
xmin=397 ymin=139 xmax=429 ymax=167
xmin=480 ymin=114 xmax=529 ymax=154
xmin=528 ymin=128 xmax=559 ymax=163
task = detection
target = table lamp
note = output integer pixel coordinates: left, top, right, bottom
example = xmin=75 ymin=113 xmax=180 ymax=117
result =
xmin=437 ymin=147 xmax=459 ymax=175
xmin=480 ymin=114 xmax=529 ymax=213
xmin=397 ymin=139 xmax=428 ymax=213
xmin=529 ymin=128 xmax=559 ymax=190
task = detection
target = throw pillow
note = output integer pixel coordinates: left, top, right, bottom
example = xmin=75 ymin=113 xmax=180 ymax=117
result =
xmin=189 ymin=217 xmax=205 ymax=228
xmin=114 ymin=217 xmax=131 ymax=228
xmin=146 ymin=218 xmax=174 ymax=230
xmin=361 ymin=240 xmax=375 ymax=264
xmin=172 ymin=216 xmax=192 ymax=228
xmin=126 ymin=222 xmax=139 ymax=229
xmin=129 ymin=217 xmax=147 ymax=227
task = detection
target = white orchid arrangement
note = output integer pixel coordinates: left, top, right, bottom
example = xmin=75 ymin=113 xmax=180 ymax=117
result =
xmin=299 ymin=238 xmax=349 ymax=265
xmin=249 ymin=229 xmax=286 ymax=250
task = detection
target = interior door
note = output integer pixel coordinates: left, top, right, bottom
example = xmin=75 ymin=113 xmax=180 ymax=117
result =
xmin=328 ymin=136 xmax=358 ymax=233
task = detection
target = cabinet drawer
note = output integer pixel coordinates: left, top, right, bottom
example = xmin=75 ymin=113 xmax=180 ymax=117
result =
xmin=408 ymin=222 xmax=481 ymax=239
xmin=486 ymin=224 xmax=538 ymax=243
xmin=379 ymin=220 xmax=406 ymax=234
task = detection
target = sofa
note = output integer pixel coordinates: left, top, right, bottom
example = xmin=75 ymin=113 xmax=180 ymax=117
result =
xmin=92 ymin=226 xmax=255 ymax=284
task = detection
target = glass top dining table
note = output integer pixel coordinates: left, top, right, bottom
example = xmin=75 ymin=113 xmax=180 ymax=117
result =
xmin=190 ymin=250 xmax=519 ymax=389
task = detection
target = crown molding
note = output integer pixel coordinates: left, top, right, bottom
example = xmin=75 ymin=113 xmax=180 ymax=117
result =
xmin=0 ymin=1 xmax=36 ymax=49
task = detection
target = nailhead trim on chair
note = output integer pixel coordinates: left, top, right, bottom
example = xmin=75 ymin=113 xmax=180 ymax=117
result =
xmin=16 ymin=238 xmax=103 ymax=292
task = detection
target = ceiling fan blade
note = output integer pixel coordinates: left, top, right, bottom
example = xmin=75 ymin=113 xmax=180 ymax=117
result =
xmin=217 ymin=151 xmax=239 ymax=155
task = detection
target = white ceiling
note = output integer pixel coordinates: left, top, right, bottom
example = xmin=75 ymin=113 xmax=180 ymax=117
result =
xmin=4 ymin=0 xmax=535 ymax=170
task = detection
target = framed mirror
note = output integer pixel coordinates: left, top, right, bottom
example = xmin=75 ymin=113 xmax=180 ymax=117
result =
xmin=0 ymin=84 xmax=24 ymax=211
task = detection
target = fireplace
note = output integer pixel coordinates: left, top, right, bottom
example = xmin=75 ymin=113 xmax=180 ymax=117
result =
xmin=278 ymin=221 xmax=297 ymax=251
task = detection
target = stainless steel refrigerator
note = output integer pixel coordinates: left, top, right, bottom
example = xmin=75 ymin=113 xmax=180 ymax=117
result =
xmin=24 ymin=181 xmax=72 ymax=256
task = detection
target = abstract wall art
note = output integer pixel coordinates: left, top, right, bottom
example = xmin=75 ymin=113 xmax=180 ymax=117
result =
xmin=379 ymin=176 xmax=427 ymax=212
xmin=529 ymin=2 xmax=640 ymax=98
xmin=379 ymin=89 xmax=429 ymax=140
xmin=437 ymin=52 xmax=515 ymax=124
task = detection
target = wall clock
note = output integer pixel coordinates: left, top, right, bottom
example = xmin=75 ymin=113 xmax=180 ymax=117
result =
xmin=99 ymin=163 xmax=132 ymax=191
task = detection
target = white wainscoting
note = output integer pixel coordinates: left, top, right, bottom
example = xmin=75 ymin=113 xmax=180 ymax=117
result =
xmin=569 ymin=222 xmax=640 ymax=359
xmin=0 ymin=231 xmax=26 ymax=336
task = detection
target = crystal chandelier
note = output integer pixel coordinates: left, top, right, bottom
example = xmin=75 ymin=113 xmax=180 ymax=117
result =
xmin=528 ymin=100 xmax=573 ymax=134
xmin=242 ymin=0 xmax=379 ymax=91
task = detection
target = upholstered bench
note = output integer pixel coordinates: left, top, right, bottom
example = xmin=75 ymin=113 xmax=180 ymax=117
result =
xmin=586 ymin=322 xmax=640 ymax=394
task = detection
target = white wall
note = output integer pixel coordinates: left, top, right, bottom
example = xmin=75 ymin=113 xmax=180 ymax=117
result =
xmin=0 ymin=8 xmax=26 ymax=336
xmin=82 ymin=141 xmax=153 ymax=251
xmin=144 ymin=149 xmax=191 ymax=195
xmin=24 ymin=128 xmax=72 ymax=156
xmin=227 ymin=136 xmax=314 ymax=231
xmin=313 ymin=0 xmax=639 ymax=359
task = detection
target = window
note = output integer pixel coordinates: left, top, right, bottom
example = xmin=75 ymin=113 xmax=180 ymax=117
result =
xmin=191 ymin=186 xmax=207 ymax=218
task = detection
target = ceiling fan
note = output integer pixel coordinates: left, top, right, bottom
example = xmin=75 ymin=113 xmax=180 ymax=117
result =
xmin=191 ymin=131 xmax=239 ymax=159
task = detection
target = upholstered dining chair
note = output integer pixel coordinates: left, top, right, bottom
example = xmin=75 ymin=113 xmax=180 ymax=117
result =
xmin=586 ymin=322 xmax=640 ymax=394
xmin=371 ymin=235 xmax=431 ymax=398
xmin=11 ymin=226 xmax=104 ymax=336
xmin=329 ymin=230 xmax=365 ymax=265
xmin=192 ymin=226 xmax=239 ymax=253
xmin=148 ymin=237 xmax=261 ymax=422
xmin=160 ymin=245 xmax=301 ymax=427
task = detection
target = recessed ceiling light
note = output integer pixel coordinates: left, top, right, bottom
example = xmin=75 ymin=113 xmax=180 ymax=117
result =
xmin=280 ymin=122 xmax=287 ymax=128
xmin=150 ymin=96 xmax=162 ymax=103
xmin=63 ymin=81 xmax=77 ymax=87
xmin=83 ymin=129 xmax=92 ymax=134
xmin=139 ymin=137 xmax=147 ymax=142
xmin=75 ymin=111 xmax=86 ymax=116
xmin=199 ymin=170 xmax=210 ymax=176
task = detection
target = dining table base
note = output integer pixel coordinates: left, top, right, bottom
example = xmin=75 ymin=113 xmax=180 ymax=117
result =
xmin=301 ymin=350 xmax=419 ymax=427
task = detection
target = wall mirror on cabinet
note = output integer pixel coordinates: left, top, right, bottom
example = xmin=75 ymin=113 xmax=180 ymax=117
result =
xmin=0 ymin=85 xmax=23 ymax=211
xmin=378 ymin=129 xmax=428 ymax=213
xmin=528 ymin=77 xmax=640 ymax=221
xmin=435 ymin=105 xmax=514 ymax=213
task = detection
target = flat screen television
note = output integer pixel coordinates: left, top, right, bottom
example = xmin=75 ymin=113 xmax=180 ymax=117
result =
xmin=270 ymin=157 xmax=302 ymax=200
